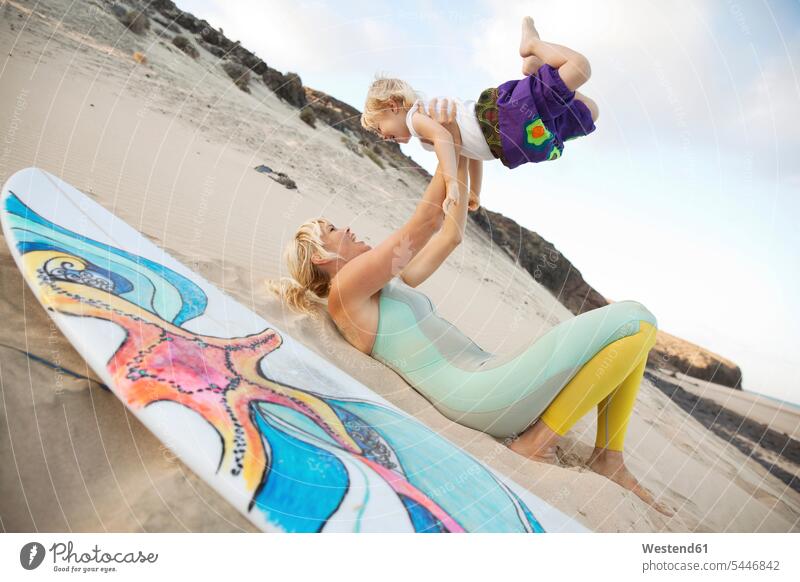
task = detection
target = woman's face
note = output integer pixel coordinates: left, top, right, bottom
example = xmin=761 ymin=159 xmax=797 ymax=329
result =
xmin=319 ymin=220 xmax=370 ymax=263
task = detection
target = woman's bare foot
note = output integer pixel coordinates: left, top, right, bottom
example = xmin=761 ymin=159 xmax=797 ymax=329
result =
xmin=588 ymin=448 xmax=674 ymax=516
xmin=507 ymin=420 xmax=560 ymax=464
xmin=519 ymin=16 xmax=540 ymax=56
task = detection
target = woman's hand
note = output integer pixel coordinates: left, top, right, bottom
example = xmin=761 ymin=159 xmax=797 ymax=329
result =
xmin=398 ymin=157 xmax=470 ymax=288
xmin=422 ymin=98 xmax=458 ymax=141
xmin=422 ymin=98 xmax=457 ymax=124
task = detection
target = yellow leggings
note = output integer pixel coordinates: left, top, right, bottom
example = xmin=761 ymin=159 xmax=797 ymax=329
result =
xmin=539 ymin=321 xmax=657 ymax=451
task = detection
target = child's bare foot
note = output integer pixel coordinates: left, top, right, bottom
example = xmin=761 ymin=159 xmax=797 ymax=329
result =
xmin=519 ymin=16 xmax=540 ymax=57
xmin=587 ymin=449 xmax=674 ymax=517
xmin=468 ymin=192 xmax=480 ymax=211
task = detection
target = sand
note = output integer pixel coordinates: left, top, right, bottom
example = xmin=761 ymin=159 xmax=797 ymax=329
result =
xmin=0 ymin=0 xmax=797 ymax=532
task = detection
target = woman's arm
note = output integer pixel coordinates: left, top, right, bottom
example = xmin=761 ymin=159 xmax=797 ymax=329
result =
xmin=331 ymin=166 xmax=447 ymax=307
xmin=399 ymin=156 xmax=470 ymax=288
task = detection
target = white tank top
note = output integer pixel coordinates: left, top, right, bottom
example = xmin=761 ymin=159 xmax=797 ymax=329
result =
xmin=405 ymin=98 xmax=494 ymax=161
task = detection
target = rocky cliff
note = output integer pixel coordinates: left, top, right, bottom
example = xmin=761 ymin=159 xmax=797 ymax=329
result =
xmin=469 ymin=207 xmax=742 ymax=388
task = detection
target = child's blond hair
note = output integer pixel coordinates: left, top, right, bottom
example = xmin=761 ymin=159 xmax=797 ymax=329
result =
xmin=361 ymin=76 xmax=417 ymax=133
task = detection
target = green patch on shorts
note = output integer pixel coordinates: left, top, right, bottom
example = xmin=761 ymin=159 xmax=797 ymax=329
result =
xmin=476 ymin=88 xmax=505 ymax=163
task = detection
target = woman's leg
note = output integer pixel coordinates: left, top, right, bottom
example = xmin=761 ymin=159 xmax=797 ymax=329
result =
xmin=594 ymin=355 xmax=646 ymax=451
xmin=539 ymin=321 xmax=656 ymax=441
xmin=587 ymin=354 xmax=674 ymax=515
xmin=509 ymin=321 xmax=672 ymax=515
xmin=519 ymin=16 xmax=592 ymax=91
xmin=509 ymin=322 xmax=654 ymax=458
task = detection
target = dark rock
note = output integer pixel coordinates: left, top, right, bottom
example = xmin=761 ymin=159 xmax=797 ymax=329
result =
xmin=262 ymin=70 xmax=306 ymax=107
xmin=269 ymin=172 xmax=297 ymax=190
xmin=172 ymin=35 xmax=199 ymax=59
xmin=281 ymin=73 xmax=306 ymax=107
xmin=252 ymin=164 xmax=297 ymax=189
xmin=221 ymin=61 xmax=251 ymax=92
xmin=200 ymin=26 xmax=222 ymax=46
xmin=230 ymin=46 xmax=267 ymax=75
xmin=648 ymin=330 xmax=743 ymax=389
xmin=153 ymin=17 xmax=181 ymax=33
xmin=299 ymin=108 xmax=316 ymax=128
xmin=198 ymin=38 xmax=225 ymax=58
xmin=109 ymin=4 xmax=127 ymax=19
xmin=120 ymin=10 xmax=150 ymax=35
xmin=175 ymin=11 xmax=202 ymax=33
xmin=150 ymin=0 xmax=179 ymax=13
xmin=340 ymin=136 xmax=362 ymax=156
xmin=470 ymin=208 xmax=607 ymax=315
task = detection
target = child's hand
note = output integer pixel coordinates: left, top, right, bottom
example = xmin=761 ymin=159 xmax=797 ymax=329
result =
xmin=443 ymin=182 xmax=460 ymax=213
xmin=468 ymin=190 xmax=481 ymax=212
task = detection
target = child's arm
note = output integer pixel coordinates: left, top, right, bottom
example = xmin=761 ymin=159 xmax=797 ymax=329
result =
xmin=409 ymin=112 xmax=461 ymax=202
xmin=468 ymin=159 xmax=482 ymax=210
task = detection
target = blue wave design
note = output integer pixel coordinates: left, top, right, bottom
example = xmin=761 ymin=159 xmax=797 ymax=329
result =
xmin=330 ymin=398 xmax=544 ymax=533
xmin=5 ymin=193 xmax=207 ymax=325
xmin=398 ymin=495 xmax=449 ymax=533
xmin=255 ymin=394 xmax=544 ymax=532
xmin=252 ymin=405 xmax=349 ymax=533
xmin=18 ymin=240 xmax=134 ymax=293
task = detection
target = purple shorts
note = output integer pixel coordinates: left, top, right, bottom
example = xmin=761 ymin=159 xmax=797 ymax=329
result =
xmin=494 ymin=64 xmax=595 ymax=169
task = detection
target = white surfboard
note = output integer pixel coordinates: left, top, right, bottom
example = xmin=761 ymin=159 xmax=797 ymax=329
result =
xmin=1 ymin=167 xmax=588 ymax=533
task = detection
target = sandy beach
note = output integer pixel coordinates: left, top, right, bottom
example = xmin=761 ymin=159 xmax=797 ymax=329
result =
xmin=0 ymin=0 xmax=798 ymax=532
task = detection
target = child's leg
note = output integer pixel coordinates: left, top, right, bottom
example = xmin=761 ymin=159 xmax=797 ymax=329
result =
xmin=520 ymin=17 xmax=544 ymax=76
xmin=575 ymin=91 xmax=599 ymax=122
xmin=519 ymin=16 xmax=591 ymax=91
xmin=522 ymin=55 xmax=544 ymax=76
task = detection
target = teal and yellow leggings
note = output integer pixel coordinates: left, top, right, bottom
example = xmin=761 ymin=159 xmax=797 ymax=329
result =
xmin=539 ymin=321 xmax=657 ymax=451
xmin=373 ymin=288 xmax=659 ymax=451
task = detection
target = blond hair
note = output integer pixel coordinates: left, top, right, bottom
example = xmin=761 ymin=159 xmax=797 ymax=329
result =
xmin=361 ymin=76 xmax=417 ymax=133
xmin=268 ymin=218 xmax=340 ymax=317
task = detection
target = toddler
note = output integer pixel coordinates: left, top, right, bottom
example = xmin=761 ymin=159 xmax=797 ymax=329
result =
xmin=361 ymin=17 xmax=598 ymax=210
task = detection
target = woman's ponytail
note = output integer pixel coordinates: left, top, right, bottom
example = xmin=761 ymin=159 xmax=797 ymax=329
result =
xmin=267 ymin=218 xmax=336 ymax=317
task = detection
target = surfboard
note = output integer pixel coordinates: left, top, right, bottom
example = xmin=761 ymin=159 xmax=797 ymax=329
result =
xmin=1 ymin=167 xmax=588 ymax=533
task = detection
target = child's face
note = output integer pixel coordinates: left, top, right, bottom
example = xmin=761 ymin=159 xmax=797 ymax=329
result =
xmin=377 ymin=108 xmax=411 ymax=144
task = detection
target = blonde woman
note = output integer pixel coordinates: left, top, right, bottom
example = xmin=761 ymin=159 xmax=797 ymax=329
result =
xmin=273 ymin=123 xmax=671 ymax=516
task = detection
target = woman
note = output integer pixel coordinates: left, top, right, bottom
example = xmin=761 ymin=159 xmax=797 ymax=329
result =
xmin=273 ymin=137 xmax=671 ymax=516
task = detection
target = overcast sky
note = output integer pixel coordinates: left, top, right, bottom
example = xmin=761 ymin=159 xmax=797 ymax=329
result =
xmin=180 ymin=0 xmax=800 ymax=405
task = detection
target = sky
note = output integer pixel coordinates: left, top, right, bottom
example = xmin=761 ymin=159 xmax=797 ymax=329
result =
xmin=179 ymin=0 xmax=800 ymax=405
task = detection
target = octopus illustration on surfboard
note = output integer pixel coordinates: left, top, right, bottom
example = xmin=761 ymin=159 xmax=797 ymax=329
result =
xmin=1 ymin=167 xmax=587 ymax=533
